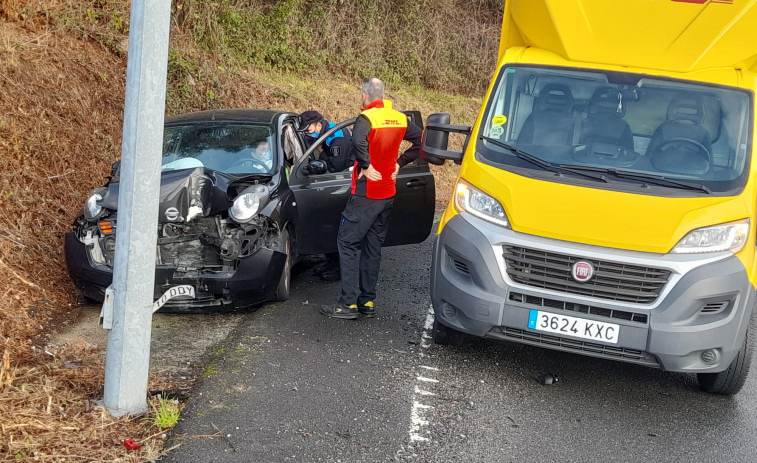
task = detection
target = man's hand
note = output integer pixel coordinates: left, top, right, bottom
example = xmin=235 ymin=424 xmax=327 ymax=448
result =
xmin=359 ymin=164 xmax=383 ymax=181
xmin=391 ymin=163 xmax=400 ymax=180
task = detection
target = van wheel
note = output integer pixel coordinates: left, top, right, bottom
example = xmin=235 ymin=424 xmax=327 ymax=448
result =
xmin=432 ymin=318 xmax=466 ymax=346
xmin=697 ymin=316 xmax=754 ymax=395
xmin=274 ymin=229 xmax=292 ymax=302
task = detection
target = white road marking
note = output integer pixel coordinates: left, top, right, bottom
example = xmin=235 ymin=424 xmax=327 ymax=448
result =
xmin=410 ymin=401 xmax=432 ymax=441
xmin=417 ymin=376 xmax=439 ymax=383
xmin=423 ymin=309 xmax=435 ymax=329
xmin=406 ymin=305 xmax=440 ymax=444
xmin=414 ymin=386 xmax=436 ymax=396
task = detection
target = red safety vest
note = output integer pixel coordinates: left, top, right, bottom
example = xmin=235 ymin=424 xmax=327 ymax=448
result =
xmin=351 ymin=99 xmax=408 ymax=199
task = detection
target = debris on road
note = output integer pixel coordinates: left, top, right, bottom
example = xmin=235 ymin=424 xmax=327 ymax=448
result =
xmin=536 ymin=373 xmax=560 ymax=385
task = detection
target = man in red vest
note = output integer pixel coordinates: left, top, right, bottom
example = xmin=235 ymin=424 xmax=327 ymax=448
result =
xmin=320 ymin=77 xmax=423 ymax=319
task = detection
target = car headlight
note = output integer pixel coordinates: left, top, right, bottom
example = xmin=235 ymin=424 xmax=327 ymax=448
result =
xmin=454 ymin=179 xmax=510 ymax=228
xmin=671 ymin=219 xmax=750 ymax=254
xmin=83 ymin=193 xmax=104 ymax=220
xmin=229 ymin=185 xmax=269 ymax=223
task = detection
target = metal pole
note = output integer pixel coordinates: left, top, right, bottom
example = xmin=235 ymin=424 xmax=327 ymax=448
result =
xmin=103 ymin=0 xmax=171 ymax=416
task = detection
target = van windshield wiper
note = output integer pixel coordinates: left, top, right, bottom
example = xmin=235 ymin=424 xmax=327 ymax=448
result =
xmin=480 ymin=136 xmax=608 ymax=183
xmin=481 ymin=136 xmax=552 ymax=169
xmin=558 ymin=164 xmax=712 ymax=194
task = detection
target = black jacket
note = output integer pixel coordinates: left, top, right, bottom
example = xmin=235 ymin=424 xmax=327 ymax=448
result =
xmin=304 ymin=119 xmax=353 ymax=172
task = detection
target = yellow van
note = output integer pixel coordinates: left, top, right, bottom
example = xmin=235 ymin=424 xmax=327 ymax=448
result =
xmin=422 ymin=0 xmax=757 ymax=394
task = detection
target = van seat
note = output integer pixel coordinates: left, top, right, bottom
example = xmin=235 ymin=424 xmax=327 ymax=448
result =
xmin=518 ymin=84 xmax=575 ymax=147
xmin=579 ymin=87 xmax=634 ymax=150
xmin=647 ymin=94 xmax=712 ymax=175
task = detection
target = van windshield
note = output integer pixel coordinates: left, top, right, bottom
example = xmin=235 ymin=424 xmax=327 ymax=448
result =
xmin=479 ymin=66 xmax=752 ymax=195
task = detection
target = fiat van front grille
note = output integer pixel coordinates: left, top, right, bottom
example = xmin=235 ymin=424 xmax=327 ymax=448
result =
xmin=503 ymin=246 xmax=670 ymax=304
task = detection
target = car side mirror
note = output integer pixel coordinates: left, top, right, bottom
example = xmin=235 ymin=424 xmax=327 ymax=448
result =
xmin=110 ymin=160 xmax=121 ymax=177
xmin=421 ymin=113 xmax=471 ymax=165
xmin=302 ymin=159 xmax=327 ymax=176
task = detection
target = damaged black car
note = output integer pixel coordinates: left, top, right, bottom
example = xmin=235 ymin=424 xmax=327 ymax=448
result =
xmin=64 ymin=109 xmax=436 ymax=311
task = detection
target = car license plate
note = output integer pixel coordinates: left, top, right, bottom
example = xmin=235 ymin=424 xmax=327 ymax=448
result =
xmin=527 ymin=310 xmax=619 ymax=344
xmin=152 ymin=285 xmax=196 ymax=313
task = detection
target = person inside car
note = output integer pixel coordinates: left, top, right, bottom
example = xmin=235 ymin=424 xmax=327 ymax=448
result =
xmin=297 ymin=110 xmax=353 ymax=173
xmin=251 ymin=139 xmax=273 ymax=169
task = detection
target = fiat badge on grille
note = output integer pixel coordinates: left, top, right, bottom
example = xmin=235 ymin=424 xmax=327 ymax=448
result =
xmin=571 ymin=261 xmax=594 ymax=283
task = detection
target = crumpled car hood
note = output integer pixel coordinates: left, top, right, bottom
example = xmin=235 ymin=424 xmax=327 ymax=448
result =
xmin=98 ymin=167 xmax=271 ymax=223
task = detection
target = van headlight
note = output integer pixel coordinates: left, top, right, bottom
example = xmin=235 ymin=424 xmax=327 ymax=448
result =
xmin=671 ymin=219 xmax=750 ymax=254
xmin=454 ymin=179 xmax=510 ymax=228
xmin=229 ymin=185 xmax=269 ymax=223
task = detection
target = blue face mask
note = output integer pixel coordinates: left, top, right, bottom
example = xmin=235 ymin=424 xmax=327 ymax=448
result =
xmin=306 ymin=131 xmax=319 ymax=138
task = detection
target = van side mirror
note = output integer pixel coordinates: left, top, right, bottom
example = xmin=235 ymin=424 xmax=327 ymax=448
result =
xmin=421 ymin=113 xmax=471 ymax=165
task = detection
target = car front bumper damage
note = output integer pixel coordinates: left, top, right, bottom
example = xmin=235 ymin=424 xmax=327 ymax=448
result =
xmin=64 ymin=214 xmax=286 ymax=312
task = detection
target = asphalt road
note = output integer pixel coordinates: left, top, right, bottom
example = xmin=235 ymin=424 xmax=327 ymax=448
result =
xmin=160 ymin=233 xmax=757 ymax=463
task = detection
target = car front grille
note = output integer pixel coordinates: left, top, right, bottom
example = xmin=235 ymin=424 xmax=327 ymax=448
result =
xmin=488 ymin=327 xmax=660 ymax=367
xmin=503 ymin=246 xmax=671 ymax=304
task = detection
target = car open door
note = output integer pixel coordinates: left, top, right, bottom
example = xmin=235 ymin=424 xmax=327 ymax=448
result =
xmin=385 ymin=111 xmax=435 ymax=246
xmin=289 ymin=115 xmax=436 ymax=256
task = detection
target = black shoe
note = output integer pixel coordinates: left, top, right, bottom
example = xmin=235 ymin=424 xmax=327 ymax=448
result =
xmin=319 ymin=304 xmax=359 ymax=320
xmin=313 ymin=261 xmax=334 ymax=275
xmin=319 ymin=269 xmax=341 ymax=281
xmin=314 ymin=255 xmax=340 ymax=275
xmin=358 ymin=301 xmax=375 ymax=318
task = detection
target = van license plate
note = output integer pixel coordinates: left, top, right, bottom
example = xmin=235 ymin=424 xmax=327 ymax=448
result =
xmin=528 ymin=310 xmax=619 ymax=344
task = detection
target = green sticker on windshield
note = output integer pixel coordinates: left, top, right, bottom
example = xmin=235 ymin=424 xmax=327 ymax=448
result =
xmin=492 ymin=115 xmax=508 ymax=126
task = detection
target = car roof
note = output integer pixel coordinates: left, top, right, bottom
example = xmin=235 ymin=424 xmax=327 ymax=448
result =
xmin=165 ymin=109 xmax=293 ymax=125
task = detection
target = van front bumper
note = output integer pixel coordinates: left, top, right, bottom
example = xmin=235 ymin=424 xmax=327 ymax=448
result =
xmin=431 ymin=214 xmax=756 ymax=373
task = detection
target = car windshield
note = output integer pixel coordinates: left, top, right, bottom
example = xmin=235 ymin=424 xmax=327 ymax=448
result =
xmin=479 ymin=65 xmax=753 ymax=195
xmin=161 ymin=123 xmax=276 ymax=175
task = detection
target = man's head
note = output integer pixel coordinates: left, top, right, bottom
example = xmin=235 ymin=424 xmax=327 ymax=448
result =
xmin=361 ymin=77 xmax=384 ymax=108
xmin=297 ymin=110 xmax=324 ymax=137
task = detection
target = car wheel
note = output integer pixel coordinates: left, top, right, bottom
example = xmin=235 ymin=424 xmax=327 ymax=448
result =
xmin=697 ymin=314 xmax=754 ymax=395
xmin=432 ymin=318 xmax=466 ymax=346
xmin=274 ymin=228 xmax=292 ymax=302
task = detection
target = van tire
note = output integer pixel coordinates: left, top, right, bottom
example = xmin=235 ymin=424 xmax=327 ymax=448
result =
xmin=274 ymin=229 xmax=292 ymax=302
xmin=432 ymin=319 xmax=466 ymax=346
xmin=697 ymin=315 xmax=754 ymax=395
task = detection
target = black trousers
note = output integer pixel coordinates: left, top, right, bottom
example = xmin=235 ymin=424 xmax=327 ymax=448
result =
xmin=337 ymin=194 xmax=394 ymax=306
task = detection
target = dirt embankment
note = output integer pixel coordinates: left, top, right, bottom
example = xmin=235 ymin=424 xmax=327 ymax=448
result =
xmin=1 ymin=20 xmax=126 ymax=354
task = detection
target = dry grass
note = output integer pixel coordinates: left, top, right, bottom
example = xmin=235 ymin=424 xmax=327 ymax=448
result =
xmin=0 ymin=1 xmax=482 ymax=460
xmin=0 ymin=343 xmax=180 ymax=461
xmin=0 ymin=19 xmax=125 ymax=353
